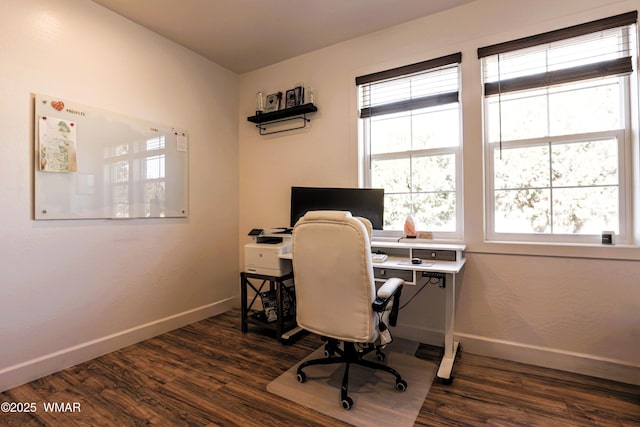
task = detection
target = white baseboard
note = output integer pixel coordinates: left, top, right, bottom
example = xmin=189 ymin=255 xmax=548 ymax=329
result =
xmin=456 ymin=333 xmax=640 ymax=386
xmin=0 ymin=298 xmax=235 ymax=393
xmin=393 ymin=323 xmax=444 ymax=347
xmin=392 ymin=325 xmax=640 ymax=386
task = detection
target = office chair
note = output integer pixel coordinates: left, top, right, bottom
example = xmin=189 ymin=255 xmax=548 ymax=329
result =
xmin=292 ymin=210 xmax=407 ymax=410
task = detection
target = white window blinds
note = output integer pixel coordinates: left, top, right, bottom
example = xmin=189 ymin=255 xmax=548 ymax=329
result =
xmin=478 ymin=11 xmax=636 ymax=96
xmin=357 ymin=53 xmax=462 ymax=118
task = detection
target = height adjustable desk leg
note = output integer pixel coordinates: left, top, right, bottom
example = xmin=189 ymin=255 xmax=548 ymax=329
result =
xmin=437 ymin=272 xmax=459 ymax=383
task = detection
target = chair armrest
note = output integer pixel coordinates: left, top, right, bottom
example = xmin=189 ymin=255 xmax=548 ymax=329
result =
xmin=377 ymin=277 xmax=403 ymax=299
xmin=372 ymin=277 xmax=404 ymax=327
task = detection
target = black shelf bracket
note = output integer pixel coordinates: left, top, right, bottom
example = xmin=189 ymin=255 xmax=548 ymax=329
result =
xmin=255 ymin=114 xmax=310 ymax=135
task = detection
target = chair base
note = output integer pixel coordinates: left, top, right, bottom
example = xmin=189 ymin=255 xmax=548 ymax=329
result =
xmin=296 ymin=340 xmax=407 ymax=410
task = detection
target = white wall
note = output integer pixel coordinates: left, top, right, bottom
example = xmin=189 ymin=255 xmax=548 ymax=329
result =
xmin=239 ymin=0 xmax=640 ymax=383
xmin=0 ymin=0 xmax=239 ymax=391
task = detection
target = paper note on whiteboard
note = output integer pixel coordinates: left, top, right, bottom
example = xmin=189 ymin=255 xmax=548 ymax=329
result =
xmin=38 ymin=116 xmax=78 ymax=172
xmin=177 ymin=133 xmax=188 ymax=152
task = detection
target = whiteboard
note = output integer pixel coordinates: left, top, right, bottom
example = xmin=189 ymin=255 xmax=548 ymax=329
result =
xmin=34 ymin=94 xmax=188 ymax=220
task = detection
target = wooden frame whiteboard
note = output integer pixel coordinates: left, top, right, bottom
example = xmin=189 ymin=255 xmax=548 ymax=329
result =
xmin=34 ymin=94 xmax=188 ymax=220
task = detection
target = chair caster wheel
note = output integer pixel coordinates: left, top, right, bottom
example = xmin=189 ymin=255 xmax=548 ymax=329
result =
xmin=341 ymin=396 xmax=353 ymax=410
xmin=297 ymin=372 xmax=307 ymax=383
xmin=396 ymin=379 xmax=408 ymax=391
xmin=323 ymin=344 xmax=336 ymax=357
xmin=375 ymin=351 xmax=386 ymax=362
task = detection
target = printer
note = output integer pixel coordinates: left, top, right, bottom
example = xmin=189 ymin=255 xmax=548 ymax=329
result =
xmin=244 ymin=231 xmax=292 ymax=276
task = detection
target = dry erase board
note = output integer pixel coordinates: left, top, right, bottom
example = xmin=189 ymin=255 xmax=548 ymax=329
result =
xmin=34 ymin=94 xmax=188 ymax=220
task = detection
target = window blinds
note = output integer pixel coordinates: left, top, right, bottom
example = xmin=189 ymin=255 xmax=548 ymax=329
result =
xmin=478 ymin=11 xmax=637 ymax=96
xmin=356 ymin=53 xmax=462 ymax=118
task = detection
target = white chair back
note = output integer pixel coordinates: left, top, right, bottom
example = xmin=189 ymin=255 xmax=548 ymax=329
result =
xmin=292 ymin=211 xmax=378 ymax=343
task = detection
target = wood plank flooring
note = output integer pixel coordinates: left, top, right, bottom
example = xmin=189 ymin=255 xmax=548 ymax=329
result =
xmin=1 ymin=309 xmax=638 ymax=426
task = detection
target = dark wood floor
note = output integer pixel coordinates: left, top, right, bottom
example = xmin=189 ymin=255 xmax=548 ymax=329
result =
xmin=1 ymin=310 xmax=638 ymax=426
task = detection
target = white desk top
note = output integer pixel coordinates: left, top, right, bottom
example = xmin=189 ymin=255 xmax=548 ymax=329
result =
xmin=279 ymin=239 xmax=465 ymax=274
xmin=372 ymin=239 xmax=465 ymax=273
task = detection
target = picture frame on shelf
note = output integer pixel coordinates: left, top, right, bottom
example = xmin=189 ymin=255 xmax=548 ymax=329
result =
xmin=294 ymin=85 xmax=304 ymax=105
xmin=285 ymin=85 xmax=305 ymax=108
xmin=285 ymin=89 xmax=296 ymax=109
xmin=264 ymin=92 xmax=282 ymax=113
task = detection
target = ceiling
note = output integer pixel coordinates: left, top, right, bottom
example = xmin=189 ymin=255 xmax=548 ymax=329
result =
xmin=91 ymin=0 xmax=475 ymax=74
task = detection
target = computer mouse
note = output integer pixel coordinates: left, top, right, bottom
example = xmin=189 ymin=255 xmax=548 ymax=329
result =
xmin=411 ymin=258 xmax=422 ymax=264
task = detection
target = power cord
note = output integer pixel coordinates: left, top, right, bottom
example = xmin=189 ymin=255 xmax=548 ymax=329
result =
xmin=398 ymin=277 xmax=441 ymax=310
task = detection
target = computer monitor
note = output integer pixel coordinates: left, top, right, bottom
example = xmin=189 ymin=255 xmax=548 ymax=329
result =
xmin=290 ymin=186 xmax=385 ymax=229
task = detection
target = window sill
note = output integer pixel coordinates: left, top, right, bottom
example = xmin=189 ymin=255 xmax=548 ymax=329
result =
xmin=374 ymin=230 xmax=640 ymax=260
xmin=469 ymin=240 xmax=640 ymax=261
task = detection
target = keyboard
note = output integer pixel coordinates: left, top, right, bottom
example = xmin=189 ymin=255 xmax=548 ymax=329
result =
xmin=371 ymin=253 xmax=388 ymax=262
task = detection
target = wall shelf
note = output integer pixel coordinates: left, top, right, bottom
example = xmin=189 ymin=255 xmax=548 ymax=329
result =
xmin=247 ymin=103 xmax=318 ymax=135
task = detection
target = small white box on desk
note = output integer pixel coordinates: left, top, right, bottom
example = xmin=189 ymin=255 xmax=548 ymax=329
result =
xmin=244 ymin=242 xmax=292 ymax=276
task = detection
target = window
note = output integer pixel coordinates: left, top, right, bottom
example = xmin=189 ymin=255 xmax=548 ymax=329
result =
xmin=479 ymin=12 xmax=637 ymax=244
xmin=357 ymin=53 xmax=462 ymax=236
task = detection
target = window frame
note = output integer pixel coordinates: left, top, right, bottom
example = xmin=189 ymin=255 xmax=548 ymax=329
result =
xmin=357 ymin=55 xmax=463 ymax=238
xmin=479 ymin=13 xmax=637 ymax=245
xmin=484 ymin=128 xmax=631 ymax=244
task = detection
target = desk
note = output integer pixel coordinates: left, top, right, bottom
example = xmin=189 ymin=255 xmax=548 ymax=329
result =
xmin=370 ymin=240 xmax=466 ymax=382
xmin=280 ymin=238 xmax=466 ymax=382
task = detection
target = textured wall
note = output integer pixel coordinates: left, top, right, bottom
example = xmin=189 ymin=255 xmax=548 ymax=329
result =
xmin=0 ymin=0 xmax=239 ymax=390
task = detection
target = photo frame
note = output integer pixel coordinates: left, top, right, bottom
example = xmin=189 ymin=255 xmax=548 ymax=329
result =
xmin=264 ymin=92 xmax=282 ymax=113
xmin=285 ymin=85 xmax=305 ymax=108
xmin=285 ymin=89 xmax=296 ymax=109
xmin=294 ymin=85 xmax=304 ymax=105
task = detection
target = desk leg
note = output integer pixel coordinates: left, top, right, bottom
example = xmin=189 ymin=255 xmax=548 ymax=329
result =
xmin=437 ymin=273 xmax=459 ymax=381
